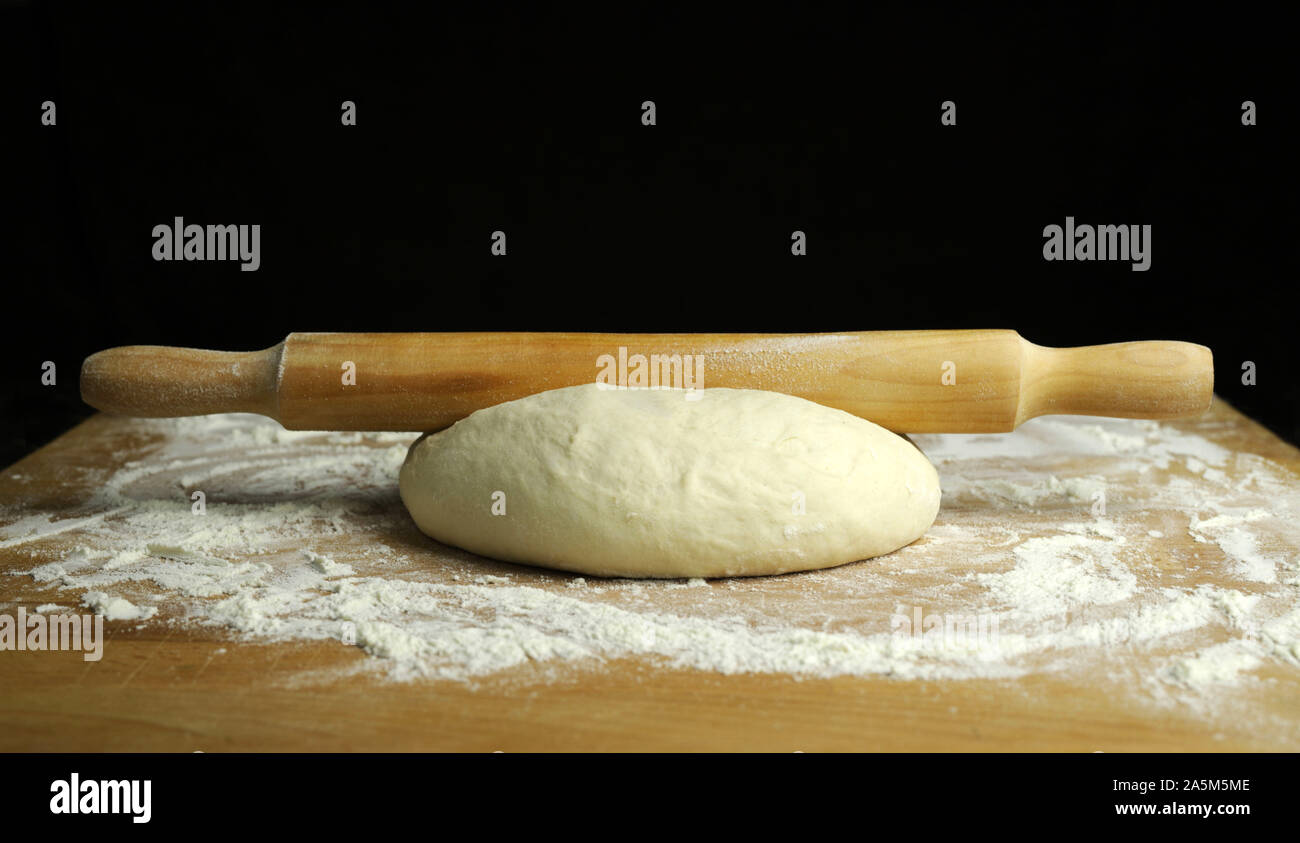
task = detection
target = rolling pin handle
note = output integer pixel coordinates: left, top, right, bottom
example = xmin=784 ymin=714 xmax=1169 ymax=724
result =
xmin=1017 ymin=339 xmax=1214 ymax=425
xmin=80 ymin=343 xmax=283 ymax=419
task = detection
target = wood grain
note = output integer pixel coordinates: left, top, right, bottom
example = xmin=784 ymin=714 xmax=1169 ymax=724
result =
xmin=79 ymin=330 xmax=1213 ymax=433
xmin=0 ymin=397 xmax=1295 ymax=752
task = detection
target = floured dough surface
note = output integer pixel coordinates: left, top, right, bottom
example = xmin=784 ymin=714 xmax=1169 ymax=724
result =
xmin=399 ymin=384 xmax=941 ymax=577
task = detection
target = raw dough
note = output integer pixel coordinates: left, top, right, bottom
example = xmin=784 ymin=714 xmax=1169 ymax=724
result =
xmin=399 ymin=384 xmax=941 ymax=578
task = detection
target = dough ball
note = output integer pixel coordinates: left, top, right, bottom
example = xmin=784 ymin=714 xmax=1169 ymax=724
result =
xmin=399 ymin=384 xmax=940 ymax=578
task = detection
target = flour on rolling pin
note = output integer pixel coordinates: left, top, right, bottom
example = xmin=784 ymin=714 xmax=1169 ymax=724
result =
xmin=2 ymin=411 xmax=1299 ymax=726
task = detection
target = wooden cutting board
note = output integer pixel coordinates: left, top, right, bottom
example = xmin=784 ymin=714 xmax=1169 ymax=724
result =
xmin=1 ymin=397 xmax=1297 ymax=752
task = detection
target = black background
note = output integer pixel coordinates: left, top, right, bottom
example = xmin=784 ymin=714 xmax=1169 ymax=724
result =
xmin=3 ymin=3 xmax=1297 ymax=467
xmin=1 ymin=751 xmax=1287 ymax=829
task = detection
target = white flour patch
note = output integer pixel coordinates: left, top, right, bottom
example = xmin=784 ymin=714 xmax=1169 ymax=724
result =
xmin=81 ymin=590 xmax=157 ymax=621
xmin=1164 ymin=642 xmax=1263 ymax=687
xmin=1 ymin=410 xmax=1298 ymax=724
xmin=977 ymin=532 xmax=1136 ymax=618
xmin=304 ymin=550 xmax=354 ymax=577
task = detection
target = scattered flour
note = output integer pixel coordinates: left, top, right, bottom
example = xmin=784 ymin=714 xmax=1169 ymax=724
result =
xmin=1 ymin=409 xmax=1298 ymax=719
xmin=977 ymin=532 xmax=1136 ymax=618
xmin=944 ymin=475 xmax=1105 ymax=508
xmin=304 ymin=550 xmax=354 ymax=577
xmin=1165 ymin=642 xmax=1263 ymax=686
xmin=81 ymin=590 xmax=157 ymax=621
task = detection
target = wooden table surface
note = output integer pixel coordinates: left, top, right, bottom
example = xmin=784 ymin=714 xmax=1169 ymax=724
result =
xmin=1 ymin=397 xmax=1297 ymax=752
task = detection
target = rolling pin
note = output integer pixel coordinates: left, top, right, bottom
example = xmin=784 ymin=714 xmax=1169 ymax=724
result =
xmin=79 ymin=330 xmax=1213 ymax=433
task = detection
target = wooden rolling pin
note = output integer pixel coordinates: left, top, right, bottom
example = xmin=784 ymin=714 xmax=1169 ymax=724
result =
xmin=79 ymin=330 xmax=1213 ymax=433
